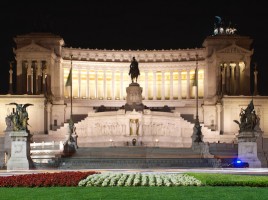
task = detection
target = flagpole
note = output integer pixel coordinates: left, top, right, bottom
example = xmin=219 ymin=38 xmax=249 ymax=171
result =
xmin=192 ymin=53 xmax=203 ymax=143
xmin=70 ymin=54 xmax=73 ymax=121
xmin=196 ymin=54 xmax=198 ymax=120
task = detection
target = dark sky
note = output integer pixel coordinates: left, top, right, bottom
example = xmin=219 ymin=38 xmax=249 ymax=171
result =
xmin=1 ymin=0 xmax=268 ymax=94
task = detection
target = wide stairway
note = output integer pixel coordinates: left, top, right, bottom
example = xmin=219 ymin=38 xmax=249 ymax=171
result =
xmin=30 ymin=112 xmax=237 ymax=169
xmin=59 ymin=146 xmax=219 ymax=169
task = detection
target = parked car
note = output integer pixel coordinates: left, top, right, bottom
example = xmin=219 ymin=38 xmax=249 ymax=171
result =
xmin=222 ymin=159 xmax=249 ymax=168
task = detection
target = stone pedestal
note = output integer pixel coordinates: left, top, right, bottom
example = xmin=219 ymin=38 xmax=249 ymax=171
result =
xmin=237 ymin=131 xmax=261 ymax=168
xmin=125 ymin=83 xmax=144 ymax=112
xmin=7 ymin=131 xmax=34 ymax=170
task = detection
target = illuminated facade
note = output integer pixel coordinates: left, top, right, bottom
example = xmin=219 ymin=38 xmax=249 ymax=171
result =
xmin=1 ymin=32 xmax=268 ymax=150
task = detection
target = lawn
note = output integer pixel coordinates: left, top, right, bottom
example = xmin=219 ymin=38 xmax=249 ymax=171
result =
xmin=0 ymin=186 xmax=268 ymax=200
xmin=1 ymin=172 xmax=268 ymax=200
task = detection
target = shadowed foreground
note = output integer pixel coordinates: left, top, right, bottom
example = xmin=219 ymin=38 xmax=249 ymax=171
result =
xmin=1 ymin=187 xmax=268 ymax=200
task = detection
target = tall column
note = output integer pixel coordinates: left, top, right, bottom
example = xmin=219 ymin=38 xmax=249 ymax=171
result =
xmin=112 ymin=70 xmax=115 ymax=100
xmin=16 ymin=60 xmax=23 ymax=94
xmin=161 ymin=71 xmax=165 ymax=100
xmin=78 ymin=69 xmax=81 ymax=98
xmin=87 ymin=70 xmax=90 ymax=98
xmin=104 ymin=70 xmax=107 ymax=99
xmin=221 ymin=63 xmax=226 ymax=95
xmin=226 ymin=63 xmax=230 ymax=95
xmin=26 ymin=61 xmax=31 ymax=94
xmin=235 ymin=62 xmax=240 ymax=95
xmin=178 ymin=70 xmax=182 ymax=99
xmin=231 ymin=64 xmax=235 ymax=95
xmin=254 ymin=64 xmax=259 ymax=95
xmin=186 ymin=70 xmax=190 ymax=99
xmin=145 ymin=71 xmax=148 ymax=100
xmin=153 ymin=71 xmax=156 ymax=100
xmin=42 ymin=62 xmax=47 ymax=95
xmin=170 ymin=71 xmax=173 ymax=100
xmin=36 ymin=61 xmax=41 ymax=94
xmin=120 ymin=71 xmax=123 ymax=100
xmin=95 ymin=71 xmax=98 ymax=99
xmin=31 ymin=63 xmax=34 ymax=95
xmin=217 ymin=63 xmax=222 ymax=96
xmin=8 ymin=62 xmax=13 ymax=94
xmin=244 ymin=59 xmax=251 ymax=95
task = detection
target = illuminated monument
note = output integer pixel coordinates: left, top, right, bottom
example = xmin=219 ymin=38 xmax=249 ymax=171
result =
xmin=0 ymin=17 xmax=267 ymax=168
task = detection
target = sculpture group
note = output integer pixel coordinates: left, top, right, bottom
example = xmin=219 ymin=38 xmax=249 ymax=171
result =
xmin=6 ymin=103 xmax=33 ymax=131
xmin=234 ymin=100 xmax=259 ymax=132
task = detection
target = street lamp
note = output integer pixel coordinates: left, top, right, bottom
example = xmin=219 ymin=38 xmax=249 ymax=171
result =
xmin=192 ymin=54 xmax=203 ymax=143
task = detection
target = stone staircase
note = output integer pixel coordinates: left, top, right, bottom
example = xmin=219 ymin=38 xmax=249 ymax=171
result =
xmin=30 ymin=141 xmax=64 ymax=168
xmin=28 ymin=111 xmax=237 ymax=169
xmin=59 ymin=147 xmax=219 ymax=169
xmin=59 ymin=157 xmax=218 ymax=169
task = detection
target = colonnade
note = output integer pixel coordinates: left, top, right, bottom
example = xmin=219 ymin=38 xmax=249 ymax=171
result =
xmin=64 ymin=68 xmax=204 ymax=100
xmin=219 ymin=62 xmax=245 ymax=96
xmin=16 ymin=60 xmax=48 ymax=94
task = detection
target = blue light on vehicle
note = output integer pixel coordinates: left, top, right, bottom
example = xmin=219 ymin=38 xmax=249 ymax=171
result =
xmin=236 ymin=160 xmax=242 ymax=164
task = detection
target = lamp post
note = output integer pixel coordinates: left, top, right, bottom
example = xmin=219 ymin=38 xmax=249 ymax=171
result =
xmin=192 ymin=54 xmax=203 ymax=143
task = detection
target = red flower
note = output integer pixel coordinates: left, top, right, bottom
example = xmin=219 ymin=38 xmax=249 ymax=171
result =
xmin=0 ymin=171 xmax=99 ymax=187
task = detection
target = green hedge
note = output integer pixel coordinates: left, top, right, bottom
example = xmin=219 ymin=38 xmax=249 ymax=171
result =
xmin=187 ymin=173 xmax=268 ymax=187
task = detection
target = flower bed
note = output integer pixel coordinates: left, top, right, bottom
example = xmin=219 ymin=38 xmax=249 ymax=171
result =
xmin=78 ymin=173 xmax=202 ymax=187
xmin=0 ymin=171 xmax=99 ymax=187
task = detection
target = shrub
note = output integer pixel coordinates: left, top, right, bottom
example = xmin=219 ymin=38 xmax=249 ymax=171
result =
xmin=0 ymin=171 xmax=99 ymax=187
xmin=79 ymin=173 xmax=202 ymax=187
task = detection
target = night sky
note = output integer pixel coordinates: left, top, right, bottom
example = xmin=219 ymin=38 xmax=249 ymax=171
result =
xmin=1 ymin=1 xmax=268 ymax=95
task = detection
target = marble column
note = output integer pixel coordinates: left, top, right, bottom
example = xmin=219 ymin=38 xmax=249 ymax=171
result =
xmin=145 ymin=71 xmax=148 ymax=100
xmin=112 ymin=70 xmax=115 ymax=100
xmin=186 ymin=70 xmax=190 ymax=99
xmin=161 ymin=71 xmax=165 ymax=100
xmin=87 ymin=70 xmax=90 ymax=98
xmin=221 ymin=63 xmax=226 ymax=95
xmin=36 ymin=61 xmax=41 ymax=94
xmin=95 ymin=71 xmax=98 ymax=99
xmin=153 ymin=71 xmax=156 ymax=100
xmin=78 ymin=69 xmax=81 ymax=98
xmin=235 ymin=62 xmax=240 ymax=95
xmin=16 ymin=60 xmax=23 ymax=94
xmin=254 ymin=64 xmax=259 ymax=95
xmin=178 ymin=70 xmax=182 ymax=99
xmin=102 ymin=70 xmax=106 ymax=99
xmin=231 ymin=64 xmax=235 ymax=95
xmin=8 ymin=62 xmax=13 ymax=94
xmin=27 ymin=61 xmax=32 ymax=94
xmin=226 ymin=63 xmax=230 ymax=95
xmin=120 ymin=71 xmax=123 ymax=100
xmin=170 ymin=71 xmax=173 ymax=100
xmin=42 ymin=62 xmax=47 ymax=95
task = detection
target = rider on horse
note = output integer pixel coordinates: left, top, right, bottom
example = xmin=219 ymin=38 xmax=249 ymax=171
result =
xmin=129 ymin=57 xmax=140 ymax=83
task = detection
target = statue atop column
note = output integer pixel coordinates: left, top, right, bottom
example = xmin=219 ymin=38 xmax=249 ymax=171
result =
xmin=129 ymin=57 xmax=140 ymax=83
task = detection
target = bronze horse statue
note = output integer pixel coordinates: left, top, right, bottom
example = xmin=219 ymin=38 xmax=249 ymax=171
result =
xmin=129 ymin=57 xmax=140 ymax=83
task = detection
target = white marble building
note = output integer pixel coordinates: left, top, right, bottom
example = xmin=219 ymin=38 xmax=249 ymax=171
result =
xmin=1 ymin=32 xmax=268 ymax=151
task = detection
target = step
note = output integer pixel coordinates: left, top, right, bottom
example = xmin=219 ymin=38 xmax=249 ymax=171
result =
xmin=59 ymin=157 xmax=219 ymax=169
